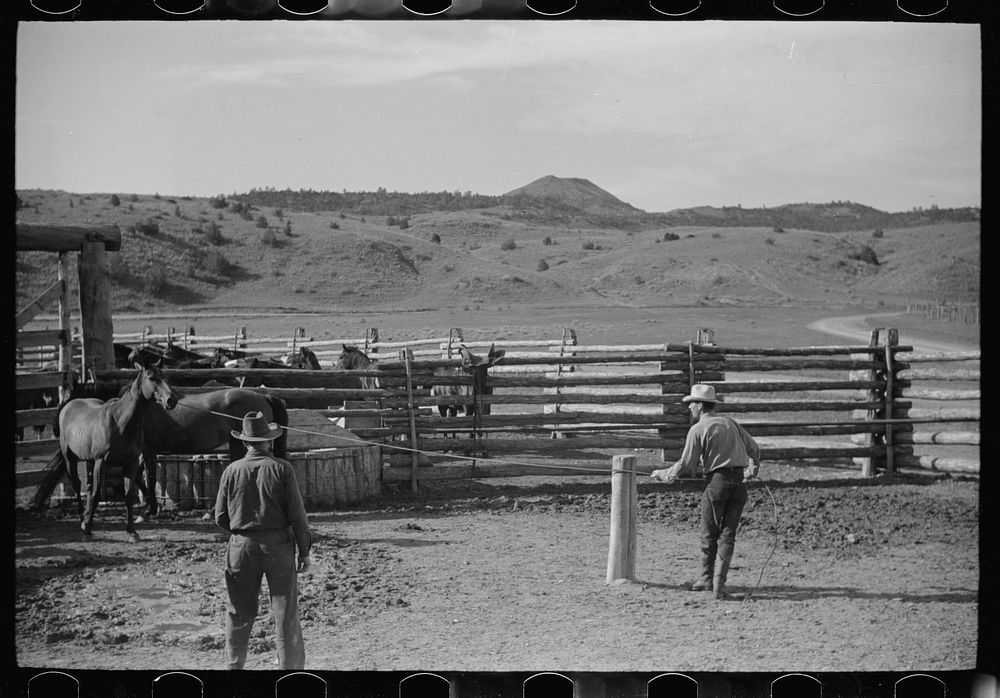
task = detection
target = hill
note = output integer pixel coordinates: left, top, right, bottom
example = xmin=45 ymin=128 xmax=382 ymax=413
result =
xmin=14 ymin=188 xmax=980 ymax=318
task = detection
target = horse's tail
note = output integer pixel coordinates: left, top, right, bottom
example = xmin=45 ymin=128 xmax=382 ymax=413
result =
xmin=52 ymin=395 xmax=71 ymax=439
xmin=29 ymin=449 xmax=67 ymax=512
xmin=266 ymin=394 xmax=290 ymax=459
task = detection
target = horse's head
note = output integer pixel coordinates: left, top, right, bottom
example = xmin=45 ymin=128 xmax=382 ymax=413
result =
xmin=301 ymin=347 xmax=322 ymax=370
xmin=134 ymin=360 xmax=180 ymax=409
xmin=336 ymin=344 xmax=359 ymax=370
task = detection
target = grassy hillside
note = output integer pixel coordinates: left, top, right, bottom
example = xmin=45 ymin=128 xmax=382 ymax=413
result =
xmin=15 ymin=189 xmax=980 ymax=317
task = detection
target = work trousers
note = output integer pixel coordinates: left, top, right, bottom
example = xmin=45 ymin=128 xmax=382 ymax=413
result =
xmin=224 ymin=529 xmax=305 ymax=670
xmin=700 ymin=468 xmax=748 ymax=562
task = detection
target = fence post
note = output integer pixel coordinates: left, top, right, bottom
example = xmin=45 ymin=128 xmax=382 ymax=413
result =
xmin=400 ymin=347 xmax=420 ymax=493
xmin=859 ymin=329 xmax=882 ymax=477
xmin=365 ymin=327 xmax=379 ymax=359
xmin=607 ymin=454 xmax=637 ymax=584
xmin=57 ymin=251 xmax=73 ymax=402
xmin=548 ymin=327 xmax=576 ymax=439
xmin=884 ymin=328 xmax=898 ymax=475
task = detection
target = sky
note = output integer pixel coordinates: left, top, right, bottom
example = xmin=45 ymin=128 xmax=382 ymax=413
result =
xmin=15 ymin=20 xmax=981 ymax=213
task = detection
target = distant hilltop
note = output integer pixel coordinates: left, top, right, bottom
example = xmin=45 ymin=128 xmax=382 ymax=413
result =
xmin=227 ymin=176 xmax=979 ymax=233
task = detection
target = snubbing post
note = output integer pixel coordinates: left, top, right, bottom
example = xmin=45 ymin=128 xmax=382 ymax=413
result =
xmin=606 ymin=454 xmax=637 ymax=584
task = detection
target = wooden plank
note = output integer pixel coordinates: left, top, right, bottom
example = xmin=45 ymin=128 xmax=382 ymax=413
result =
xmin=16 ymin=439 xmax=61 ymax=459
xmin=16 ymin=407 xmax=60 ymax=428
xmin=897 ymin=368 xmax=980 ymax=381
xmin=16 ymin=372 xmax=72 ymax=391
xmin=15 ymin=468 xmax=57 ymax=489
xmin=17 ymin=329 xmax=66 ymax=349
xmin=894 ymin=455 xmax=979 ymax=474
xmin=16 ymin=280 xmax=64 ymax=330
xmin=17 ymin=222 xmax=122 ymax=252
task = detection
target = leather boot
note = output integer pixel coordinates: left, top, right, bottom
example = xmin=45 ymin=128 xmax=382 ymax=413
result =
xmin=714 ymin=541 xmax=734 ymax=599
xmin=690 ymin=551 xmax=715 ymax=591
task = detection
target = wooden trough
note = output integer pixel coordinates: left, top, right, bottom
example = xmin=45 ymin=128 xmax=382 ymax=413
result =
xmin=155 ymin=445 xmax=382 ymax=512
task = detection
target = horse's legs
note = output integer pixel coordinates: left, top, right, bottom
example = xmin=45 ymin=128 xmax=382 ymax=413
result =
xmin=81 ymin=458 xmax=102 ymax=535
xmin=141 ymin=448 xmax=159 ymax=516
xmin=122 ymin=463 xmax=142 ymax=542
xmin=64 ymin=450 xmax=84 ymax=519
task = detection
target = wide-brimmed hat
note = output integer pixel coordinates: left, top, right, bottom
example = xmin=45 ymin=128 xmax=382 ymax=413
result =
xmin=231 ymin=411 xmax=283 ymax=442
xmin=682 ymin=384 xmax=721 ymax=404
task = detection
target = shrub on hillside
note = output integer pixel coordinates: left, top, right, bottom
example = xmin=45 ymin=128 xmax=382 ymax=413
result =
xmin=262 ymin=229 xmax=278 ymax=247
xmin=500 ymin=238 xmax=517 ymax=251
xmin=110 ymin=194 xmax=121 ymax=207
xmin=330 ymin=221 xmax=340 ymax=230
xmin=873 ymin=228 xmax=884 ymax=238
xmin=663 ymin=232 xmax=679 ymax=242
xmin=129 ymin=194 xmax=139 ymax=203
xmin=209 ymin=195 xmax=228 ymax=209
xmin=430 ymin=233 xmax=441 ymax=244
xmin=582 ymin=241 xmax=595 ymax=250
xmin=108 ymin=253 xmax=130 ymax=282
xmin=204 ymin=221 xmax=224 ymax=245
xmin=537 ymin=259 xmax=549 ymax=271
xmin=256 ymin=216 xmax=269 ymax=229
xmin=284 ymin=220 xmax=293 ymax=236
xmin=398 ymin=218 xmax=409 ymax=230
xmin=773 ymin=226 xmax=785 ymax=233
xmin=200 ymin=249 xmax=231 ymax=276
xmin=274 ymin=208 xmax=284 ymax=219
xmin=135 ymin=218 xmax=160 ymax=236
xmin=143 ymin=266 xmax=169 ymax=295
xmin=848 ymin=244 xmax=879 ymax=266
xmin=542 ymin=236 xmax=553 ymax=246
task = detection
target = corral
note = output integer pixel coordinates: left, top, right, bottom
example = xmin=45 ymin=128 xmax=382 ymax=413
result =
xmin=14 ymin=223 xmax=981 ymax=679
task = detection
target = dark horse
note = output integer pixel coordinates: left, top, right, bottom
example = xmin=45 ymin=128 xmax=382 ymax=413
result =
xmin=335 ymin=344 xmax=380 ymax=389
xmin=137 ymin=388 xmax=289 ymax=516
xmin=56 ymin=362 xmax=179 ymax=540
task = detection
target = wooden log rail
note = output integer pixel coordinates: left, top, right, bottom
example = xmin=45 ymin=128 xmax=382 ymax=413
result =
xmin=70 ymin=328 xmax=977 ymax=480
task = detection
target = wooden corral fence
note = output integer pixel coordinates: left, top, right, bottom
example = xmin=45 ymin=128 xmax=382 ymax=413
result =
xmin=906 ymin=298 xmax=980 ymax=325
xmin=80 ymin=325 xmax=977 ymax=488
xmin=16 ymin=223 xmax=122 ymax=466
xmin=17 ymin=318 xmax=979 ymax=496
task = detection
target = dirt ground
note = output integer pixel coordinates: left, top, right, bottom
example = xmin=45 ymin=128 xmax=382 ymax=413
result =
xmin=14 ymin=455 xmax=979 ymax=674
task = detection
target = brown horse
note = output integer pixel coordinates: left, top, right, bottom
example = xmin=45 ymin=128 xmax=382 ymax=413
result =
xmin=56 ymin=362 xmax=179 ymax=540
xmin=335 ymin=344 xmax=380 ymax=389
xmin=138 ymin=388 xmax=289 ymax=516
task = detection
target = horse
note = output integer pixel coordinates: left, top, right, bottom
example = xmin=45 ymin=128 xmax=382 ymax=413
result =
xmin=55 ymin=361 xmax=180 ymax=540
xmin=16 ymin=386 xmax=58 ymax=441
xmin=137 ymin=388 xmax=289 ymax=516
xmin=430 ymin=367 xmax=474 ymax=419
xmin=335 ymin=344 xmax=380 ymax=389
xmin=281 ymin=346 xmax=322 ymax=370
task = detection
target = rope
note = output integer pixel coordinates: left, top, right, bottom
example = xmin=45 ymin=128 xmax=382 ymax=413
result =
xmin=743 ymin=474 xmax=780 ymax=603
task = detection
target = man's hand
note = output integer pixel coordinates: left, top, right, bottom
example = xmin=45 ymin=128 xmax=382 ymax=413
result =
xmin=297 ymin=555 xmax=311 ymax=573
xmin=649 ymin=469 xmax=677 ymax=483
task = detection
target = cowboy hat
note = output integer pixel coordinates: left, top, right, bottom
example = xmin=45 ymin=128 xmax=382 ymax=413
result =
xmin=231 ymin=411 xmax=283 ymax=442
xmin=682 ymin=384 xmax=722 ymax=403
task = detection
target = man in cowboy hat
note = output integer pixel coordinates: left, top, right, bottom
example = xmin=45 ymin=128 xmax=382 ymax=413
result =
xmin=650 ymin=384 xmax=760 ymax=599
xmin=215 ymin=411 xmax=312 ymax=669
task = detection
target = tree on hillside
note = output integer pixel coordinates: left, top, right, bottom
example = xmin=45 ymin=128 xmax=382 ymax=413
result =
xmin=110 ymin=194 xmax=121 ymax=207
